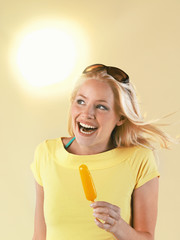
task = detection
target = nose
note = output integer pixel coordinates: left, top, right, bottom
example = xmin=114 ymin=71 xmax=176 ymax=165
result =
xmin=81 ymin=105 xmax=95 ymax=119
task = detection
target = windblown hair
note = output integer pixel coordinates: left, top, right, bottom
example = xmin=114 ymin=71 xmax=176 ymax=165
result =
xmin=68 ymin=70 xmax=179 ymax=150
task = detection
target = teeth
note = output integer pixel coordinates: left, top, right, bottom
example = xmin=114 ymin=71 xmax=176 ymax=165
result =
xmin=80 ymin=128 xmax=96 ymax=134
xmin=79 ymin=122 xmax=96 ymax=129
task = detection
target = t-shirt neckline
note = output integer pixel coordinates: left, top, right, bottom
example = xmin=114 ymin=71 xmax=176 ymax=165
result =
xmin=54 ymin=137 xmax=137 ymax=169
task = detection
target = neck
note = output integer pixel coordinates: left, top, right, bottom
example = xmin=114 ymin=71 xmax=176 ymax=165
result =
xmin=72 ymin=139 xmax=116 ymax=155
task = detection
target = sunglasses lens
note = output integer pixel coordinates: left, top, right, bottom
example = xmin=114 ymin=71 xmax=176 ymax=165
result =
xmin=108 ymin=67 xmax=129 ymax=83
xmin=83 ymin=64 xmax=129 ymax=83
xmin=83 ymin=64 xmax=105 ymax=73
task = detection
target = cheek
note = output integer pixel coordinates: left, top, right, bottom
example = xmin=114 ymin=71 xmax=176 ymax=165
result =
xmin=101 ymin=113 xmax=119 ymax=127
xmin=70 ymin=104 xmax=80 ymax=120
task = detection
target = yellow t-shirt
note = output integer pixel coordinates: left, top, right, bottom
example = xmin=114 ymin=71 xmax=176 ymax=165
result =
xmin=30 ymin=137 xmax=160 ymax=240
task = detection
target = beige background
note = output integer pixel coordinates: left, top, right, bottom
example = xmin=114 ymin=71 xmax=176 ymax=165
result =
xmin=1 ymin=0 xmax=180 ymax=239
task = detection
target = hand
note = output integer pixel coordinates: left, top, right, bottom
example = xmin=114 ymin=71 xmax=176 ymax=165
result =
xmin=90 ymin=201 xmax=122 ymax=234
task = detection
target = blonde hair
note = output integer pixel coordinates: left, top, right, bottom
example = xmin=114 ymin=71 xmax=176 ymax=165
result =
xmin=68 ymin=70 xmax=179 ymax=150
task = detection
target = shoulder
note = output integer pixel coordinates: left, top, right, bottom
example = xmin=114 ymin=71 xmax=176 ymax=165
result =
xmin=35 ymin=138 xmax=63 ymax=155
xmin=131 ymin=145 xmax=154 ymax=158
xmin=118 ymin=145 xmax=154 ymax=159
xmin=125 ymin=145 xmax=157 ymax=167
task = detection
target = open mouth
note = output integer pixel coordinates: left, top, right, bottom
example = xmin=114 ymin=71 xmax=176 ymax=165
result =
xmin=78 ymin=122 xmax=98 ymax=135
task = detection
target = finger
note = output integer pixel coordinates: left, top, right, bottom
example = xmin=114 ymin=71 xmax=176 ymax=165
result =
xmin=93 ymin=212 xmax=116 ymax=226
xmin=93 ymin=207 xmax=120 ymax=221
xmin=94 ymin=218 xmax=110 ymax=231
xmin=91 ymin=201 xmax=120 ymax=212
xmin=94 ymin=217 xmax=115 ymax=232
xmin=91 ymin=202 xmax=121 ymax=219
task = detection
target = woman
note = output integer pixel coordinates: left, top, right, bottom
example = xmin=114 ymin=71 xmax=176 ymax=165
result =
xmin=31 ymin=64 xmax=176 ymax=240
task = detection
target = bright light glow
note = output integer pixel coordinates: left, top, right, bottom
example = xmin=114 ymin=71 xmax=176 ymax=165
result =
xmin=9 ymin=19 xmax=89 ymax=95
xmin=16 ymin=28 xmax=76 ymax=87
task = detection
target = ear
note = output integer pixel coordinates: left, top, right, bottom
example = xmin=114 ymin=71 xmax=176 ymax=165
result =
xmin=116 ymin=116 xmax=126 ymax=126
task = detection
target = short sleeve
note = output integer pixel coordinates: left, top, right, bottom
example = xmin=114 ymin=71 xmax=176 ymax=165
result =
xmin=135 ymin=149 xmax=160 ymax=189
xmin=30 ymin=142 xmax=44 ymax=186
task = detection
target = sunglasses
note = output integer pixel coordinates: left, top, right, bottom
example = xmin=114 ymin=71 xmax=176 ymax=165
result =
xmin=82 ymin=64 xmax=129 ymax=84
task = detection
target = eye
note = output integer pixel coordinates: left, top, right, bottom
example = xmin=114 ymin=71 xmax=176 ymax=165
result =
xmin=96 ymin=104 xmax=108 ymax=110
xmin=76 ymin=99 xmax=85 ymax=105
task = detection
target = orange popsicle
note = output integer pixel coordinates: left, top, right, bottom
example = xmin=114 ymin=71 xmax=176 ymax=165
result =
xmin=79 ymin=164 xmax=97 ymax=202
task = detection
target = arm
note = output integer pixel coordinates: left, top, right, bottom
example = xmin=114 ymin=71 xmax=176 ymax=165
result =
xmin=91 ymin=177 xmax=159 ymax=240
xmin=131 ymin=177 xmax=159 ymax=239
xmin=32 ymin=181 xmax=46 ymax=240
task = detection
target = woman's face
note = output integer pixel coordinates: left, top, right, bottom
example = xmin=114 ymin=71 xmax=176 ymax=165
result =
xmin=70 ymin=79 xmax=122 ymax=152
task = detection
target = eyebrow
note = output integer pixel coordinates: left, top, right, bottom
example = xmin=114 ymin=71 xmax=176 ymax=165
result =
xmin=77 ymin=94 xmax=109 ymax=103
